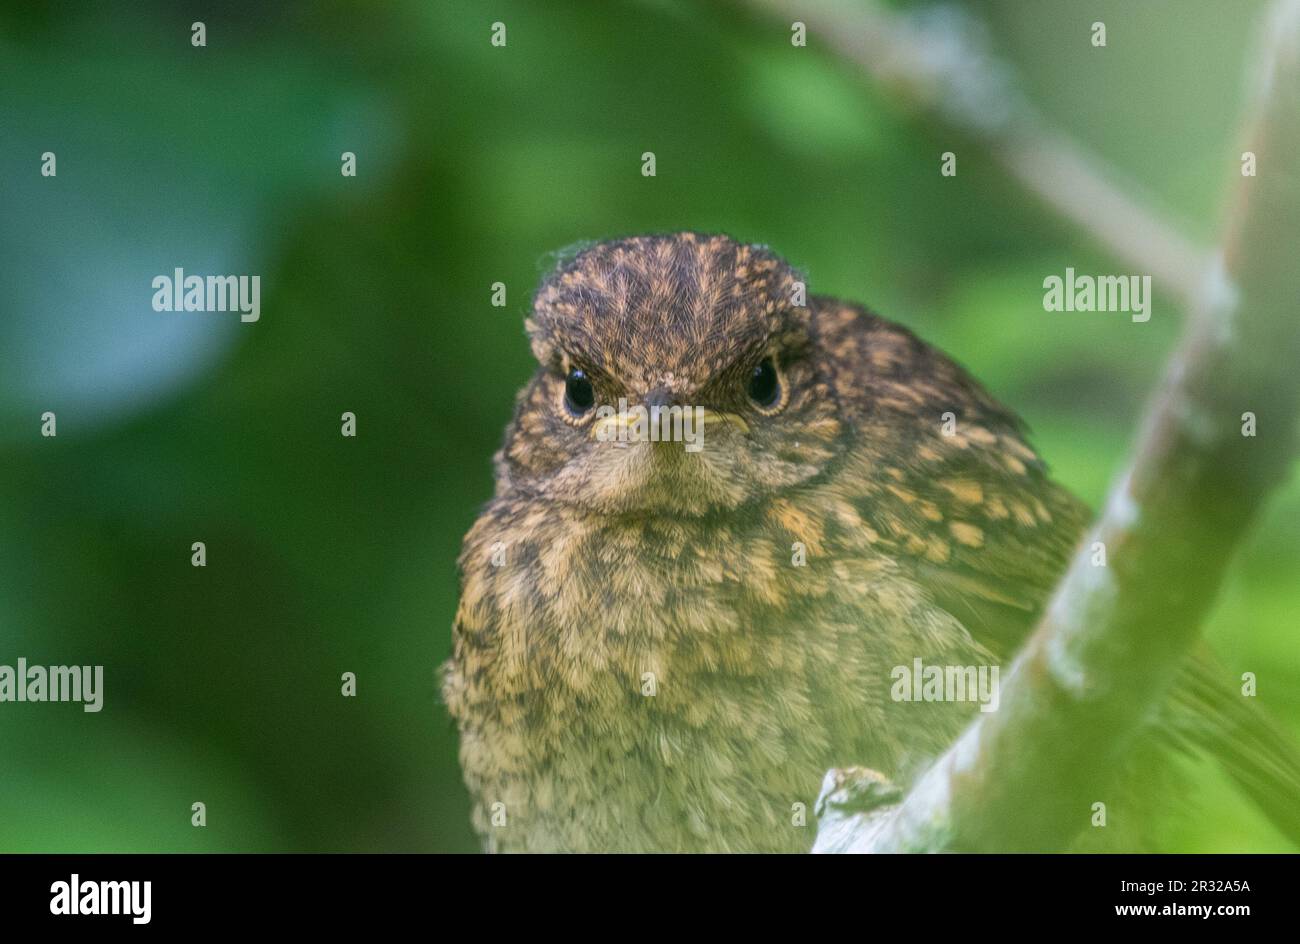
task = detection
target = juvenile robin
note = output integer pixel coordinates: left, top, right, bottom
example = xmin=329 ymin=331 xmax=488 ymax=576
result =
xmin=442 ymin=232 xmax=1300 ymax=852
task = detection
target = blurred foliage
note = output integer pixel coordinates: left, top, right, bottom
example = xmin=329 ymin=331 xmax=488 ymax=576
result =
xmin=0 ymin=0 xmax=1294 ymax=851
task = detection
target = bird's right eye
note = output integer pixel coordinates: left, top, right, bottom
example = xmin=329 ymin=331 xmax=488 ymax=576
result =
xmin=564 ymin=368 xmax=596 ymax=416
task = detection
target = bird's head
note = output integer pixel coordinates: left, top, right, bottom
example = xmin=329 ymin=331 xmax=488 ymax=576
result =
xmin=498 ymin=232 xmax=847 ymax=516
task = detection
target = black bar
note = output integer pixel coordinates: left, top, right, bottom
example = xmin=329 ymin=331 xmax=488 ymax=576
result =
xmin=0 ymin=853 xmax=1285 ymax=930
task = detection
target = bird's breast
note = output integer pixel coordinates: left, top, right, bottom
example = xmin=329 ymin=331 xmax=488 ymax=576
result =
xmin=446 ymin=493 xmax=982 ymax=851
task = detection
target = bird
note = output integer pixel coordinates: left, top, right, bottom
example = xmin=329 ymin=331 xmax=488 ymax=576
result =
xmin=442 ymin=231 xmax=1300 ymax=853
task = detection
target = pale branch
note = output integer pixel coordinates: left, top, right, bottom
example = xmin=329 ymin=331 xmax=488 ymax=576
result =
xmin=737 ymin=0 xmax=1211 ymax=312
xmin=813 ymin=0 xmax=1300 ymax=853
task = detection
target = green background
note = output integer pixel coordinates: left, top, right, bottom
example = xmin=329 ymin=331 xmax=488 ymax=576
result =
xmin=0 ymin=0 xmax=1294 ymax=851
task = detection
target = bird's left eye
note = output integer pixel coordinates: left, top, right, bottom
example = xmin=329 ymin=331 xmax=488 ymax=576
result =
xmin=747 ymin=357 xmax=781 ymax=409
xmin=564 ymin=368 xmax=596 ymax=415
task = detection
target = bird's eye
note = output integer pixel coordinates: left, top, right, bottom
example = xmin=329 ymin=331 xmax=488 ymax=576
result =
xmin=747 ymin=358 xmax=781 ymax=409
xmin=564 ymin=368 xmax=595 ymax=415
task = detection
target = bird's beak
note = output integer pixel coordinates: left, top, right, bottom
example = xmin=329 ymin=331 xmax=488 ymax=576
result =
xmin=591 ymin=412 xmax=628 ymax=443
xmin=700 ymin=410 xmax=750 ymax=434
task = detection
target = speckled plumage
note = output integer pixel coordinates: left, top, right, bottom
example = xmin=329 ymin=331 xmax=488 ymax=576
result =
xmin=442 ymin=232 xmax=1096 ymax=852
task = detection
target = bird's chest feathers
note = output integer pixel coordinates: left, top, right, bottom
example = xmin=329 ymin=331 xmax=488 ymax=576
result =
xmin=489 ymin=508 xmax=812 ymax=683
xmin=451 ymin=496 xmax=959 ymax=850
xmin=457 ymin=493 xmax=918 ymax=714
